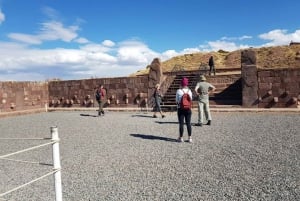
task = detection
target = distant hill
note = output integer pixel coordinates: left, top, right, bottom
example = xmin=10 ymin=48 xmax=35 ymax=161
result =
xmin=130 ymin=44 xmax=300 ymax=76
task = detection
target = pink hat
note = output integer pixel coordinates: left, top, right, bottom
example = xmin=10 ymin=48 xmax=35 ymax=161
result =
xmin=181 ymin=77 xmax=188 ymax=87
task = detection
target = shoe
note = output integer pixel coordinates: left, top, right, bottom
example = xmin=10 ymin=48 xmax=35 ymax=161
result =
xmin=177 ymin=137 xmax=183 ymax=143
xmin=207 ymin=120 xmax=211 ymax=125
xmin=153 ymin=115 xmax=158 ymax=118
xmin=188 ymin=137 xmax=192 ymax=143
xmin=162 ymin=115 xmax=166 ymax=118
xmin=195 ymin=123 xmax=202 ymax=127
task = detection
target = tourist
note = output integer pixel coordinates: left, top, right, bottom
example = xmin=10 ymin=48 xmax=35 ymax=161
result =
xmin=95 ymin=84 xmax=106 ymax=116
xmin=208 ymin=56 xmax=216 ymax=76
xmin=152 ymin=84 xmax=166 ymax=118
xmin=176 ymin=77 xmax=193 ymax=143
xmin=194 ymin=75 xmax=216 ymax=126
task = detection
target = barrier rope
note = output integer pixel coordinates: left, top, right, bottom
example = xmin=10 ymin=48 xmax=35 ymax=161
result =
xmin=0 ymin=127 xmax=62 ymax=201
xmin=0 ymin=138 xmax=51 ymax=140
xmin=0 ymin=141 xmax=55 ymax=159
xmin=0 ymin=157 xmax=52 ymax=166
xmin=0 ymin=169 xmax=59 ymax=197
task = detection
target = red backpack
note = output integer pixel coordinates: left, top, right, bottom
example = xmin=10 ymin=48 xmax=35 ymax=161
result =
xmin=180 ymin=89 xmax=192 ymax=109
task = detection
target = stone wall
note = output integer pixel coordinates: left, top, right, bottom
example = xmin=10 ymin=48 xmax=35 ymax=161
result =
xmin=257 ymin=69 xmax=300 ymax=108
xmin=48 ymin=76 xmax=149 ymax=108
xmin=0 ymin=81 xmax=48 ymax=112
xmin=241 ymin=49 xmax=300 ymax=108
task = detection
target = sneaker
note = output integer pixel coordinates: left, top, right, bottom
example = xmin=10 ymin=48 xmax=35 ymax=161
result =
xmin=162 ymin=115 xmax=166 ymax=118
xmin=177 ymin=137 xmax=183 ymax=143
xmin=195 ymin=123 xmax=202 ymax=127
xmin=153 ymin=115 xmax=158 ymax=118
xmin=207 ymin=120 xmax=211 ymax=125
xmin=188 ymin=137 xmax=192 ymax=143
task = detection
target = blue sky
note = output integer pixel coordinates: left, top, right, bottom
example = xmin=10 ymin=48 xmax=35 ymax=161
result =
xmin=0 ymin=0 xmax=299 ymax=81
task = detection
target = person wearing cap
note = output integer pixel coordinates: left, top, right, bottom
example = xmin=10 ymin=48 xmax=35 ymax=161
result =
xmin=194 ymin=75 xmax=216 ymax=126
xmin=176 ymin=77 xmax=193 ymax=143
xmin=152 ymin=83 xmax=166 ymax=118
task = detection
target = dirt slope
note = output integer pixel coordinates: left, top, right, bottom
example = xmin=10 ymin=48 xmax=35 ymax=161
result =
xmin=131 ymin=44 xmax=300 ymax=76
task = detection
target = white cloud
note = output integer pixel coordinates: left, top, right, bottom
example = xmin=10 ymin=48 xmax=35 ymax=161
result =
xmin=259 ymin=29 xmax=300 ymax=46
xmin=199 ymin=40 xmax=249 ymax=52
xmin=117 ymin=40 xmax=159 ymax=65
xmin=38 ymin=21 xmax=78 ymax=42
xmin=74 ymin=37 xmax=89 ymax=44
xmin=102 ymin=40 xmax=115 ymax=47
xmin=221 ymin=35 xmax=252 ymax=41
xmin=8 ymin=33 xmax=42 ymax=44
xmin=0 ymin=9 xmax=5 ymax=24
xmin=8 ymin=21 xmax=79 ymax=44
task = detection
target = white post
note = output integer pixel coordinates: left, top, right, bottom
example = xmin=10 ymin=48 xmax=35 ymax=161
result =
xmin=45 ymin=103 xmax=48 ymax=112
xmin=51 ymin=126 xmax=62 ymax=201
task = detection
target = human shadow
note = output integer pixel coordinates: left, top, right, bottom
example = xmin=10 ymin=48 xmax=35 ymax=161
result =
xmin=130 ymin=134 xmax=178 ymax=142
xmin=80 ymin=113 xmax=98 ymax=117
xmin=155 ymin=121 xmax=178 ymax=124
xmin=131 ymin=114 xmax=153 ymax=118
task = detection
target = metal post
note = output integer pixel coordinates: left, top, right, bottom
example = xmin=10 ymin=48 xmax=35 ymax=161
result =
xmin=51 ymin=126 xmax=62 ymax=201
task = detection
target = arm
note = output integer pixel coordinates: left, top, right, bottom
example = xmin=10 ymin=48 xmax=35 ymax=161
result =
xmin=194 ymin=83 xmax=199 ymax=96
xmin=208 ymin=84 xmax=216 ymax=93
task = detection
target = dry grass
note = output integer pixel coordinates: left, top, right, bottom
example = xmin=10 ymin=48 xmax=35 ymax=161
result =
xmin=131 ymin=44 xmax=300 ymax=76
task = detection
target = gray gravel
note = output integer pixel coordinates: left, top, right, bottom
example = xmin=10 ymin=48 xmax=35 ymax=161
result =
xmin=0 ymin=111 xmax=299 ymax=201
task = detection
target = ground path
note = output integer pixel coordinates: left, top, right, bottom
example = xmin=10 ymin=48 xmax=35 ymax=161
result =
xmin=0 ymin=111 xmax=299 ymax=200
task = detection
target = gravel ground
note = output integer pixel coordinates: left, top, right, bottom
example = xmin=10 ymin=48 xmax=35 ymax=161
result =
xmin=0 ymin=111 xmax=299 ymax=201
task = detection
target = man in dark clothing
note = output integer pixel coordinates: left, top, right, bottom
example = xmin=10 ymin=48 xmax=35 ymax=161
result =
xmin=208 ymin=56 xmax=216 ymax=76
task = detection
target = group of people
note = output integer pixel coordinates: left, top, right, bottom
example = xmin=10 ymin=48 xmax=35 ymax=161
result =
xmin=95 ymin=57 xmax=216 ymax=143
xmin=153 ymin=74 xmax=216 ymax=143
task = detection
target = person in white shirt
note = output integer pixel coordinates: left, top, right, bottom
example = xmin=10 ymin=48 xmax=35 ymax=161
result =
xmin=176 ymin=77 xmax=193 ymax=143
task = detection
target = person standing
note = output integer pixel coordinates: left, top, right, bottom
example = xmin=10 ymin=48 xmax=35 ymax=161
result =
xmin=95 ymin=84 xmax=106 ymax=116
xmin=208 ymin=56 xmax=216 ymax=76
xmin=152 ymin=84 xmax=166 ymax=118
xmin=176 ymin=77 xmax=193 ymax=143
xmin=194 ymin=75 xmax=216 ymax=126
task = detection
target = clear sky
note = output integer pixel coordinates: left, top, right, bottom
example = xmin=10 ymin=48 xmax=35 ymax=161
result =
xmin=0 ymin=0 xmax=299 ymax=81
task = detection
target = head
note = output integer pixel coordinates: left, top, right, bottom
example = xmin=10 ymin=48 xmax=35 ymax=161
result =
xmin=181 ymin=77 xmax=189 ymax=87
xmin=199 ymin=75 xmax=206 ymax=81
xmin=155 ymin=84 xmax=160 ymax=89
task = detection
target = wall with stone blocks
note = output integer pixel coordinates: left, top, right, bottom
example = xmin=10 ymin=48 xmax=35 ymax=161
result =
xmin=48 ymin=76 xmax=149 ymax=108
xmin=0 ymin=82 xmax=48 ymax=112
xmin=257 ymin=68 xmax=300 ymax=108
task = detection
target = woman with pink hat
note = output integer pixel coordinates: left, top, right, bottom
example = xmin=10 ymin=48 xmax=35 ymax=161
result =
xmin=175 ymin=77 xmax=193 ymax=143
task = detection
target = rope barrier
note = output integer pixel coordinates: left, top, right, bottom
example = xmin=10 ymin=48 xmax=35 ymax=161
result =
xmin=0 ymin=169 xmax=59 ymax=197
xmin=0 ymin=137 xmax=51 ymax=140
xmin=0 ymin=157 xmax=52 ymax=166
xmin=0 ymin=141 xmax=54 ymax=159
xmin=0 ymin=126 xmax=62 ymax=201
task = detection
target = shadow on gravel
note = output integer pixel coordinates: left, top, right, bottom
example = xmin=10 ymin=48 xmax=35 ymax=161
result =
xmin=80 ymin=113 xmax=98 ymax=117
xmin=130 ymin=134 xmax=177 ymax=142
xmin=155 ymin=121 xmax=178 ymax=124
xmin=131 ymin=114 xmax=153 ymax=118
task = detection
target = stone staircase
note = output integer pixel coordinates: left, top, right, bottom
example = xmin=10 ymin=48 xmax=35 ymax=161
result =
xmin=161 ymin=73 xmax=242 ymax=111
